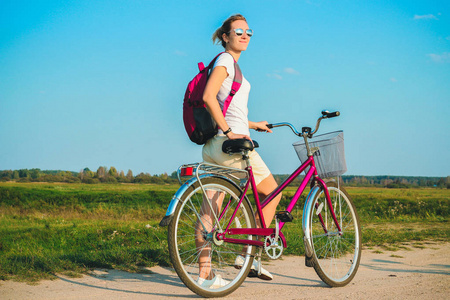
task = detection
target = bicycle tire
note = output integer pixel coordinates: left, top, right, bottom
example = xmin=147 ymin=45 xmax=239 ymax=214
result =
xmin=308 ymin=181 xmax=361 ymax=287
xmin=168 ymin=176 xmax=256 ymax=298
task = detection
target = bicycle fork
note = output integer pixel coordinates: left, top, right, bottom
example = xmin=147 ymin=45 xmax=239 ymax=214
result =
xmin=302 ymin=181 xmax=342 ymax=258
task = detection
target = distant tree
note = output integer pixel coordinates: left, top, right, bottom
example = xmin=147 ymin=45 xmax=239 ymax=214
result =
xmin=57 ymin=171 xmax=74 ymax=182
xmin=0 ymin=172 xmax=10 ymax=181
xmin=40 ymin=174 xmax=60 ymax=182
xmin=383 ymin=179 xmax=393 ymax=187
xmin=437 ymin=177 xmax=446 ymax=188
xmin=0 ymin=170 xmax=13 ymax=181
xmin=418 ymin=178 xmax=426 ymax=187
xmin=116 ymin=170 xmax=126 ymax=183
xmin=82 ymin=168 xmax=95 ymax=180
xmin=126 ymin=169 xmax=134 ymax=181
xmin=360 ymin=176 xmax=368 ymax=185
xmin=83 ymin=177 xmax=100 ymax=184
xmin=386 ymin=179 xmax=410 ymax=188
xmin=134 ymin=172 xmax=152 ymax=183
xmin=108 ymin=166 xmax=118 ymax=178
xmin=105 ymin=176 xmax=117 ymax=183
xmin=151 ymin=176 xmax=163 ymax=184
xmin=97 ymin=166 xmax=107 ymax=179
xmin=18 ymin=169 xmax=30 ymax=178
xmin=80 ymin=168 xmax=95 ymax=183
xmin=79 ymin=169 xmax=85 ymax=180
xmin=29 ymin=169 xmax=41 ymax=180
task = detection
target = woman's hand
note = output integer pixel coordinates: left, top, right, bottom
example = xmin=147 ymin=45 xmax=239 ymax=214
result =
xmin=250 ymin=121 xmax=273 ymax=133
xmin=226 ymin=131 xmax=252 ymax=141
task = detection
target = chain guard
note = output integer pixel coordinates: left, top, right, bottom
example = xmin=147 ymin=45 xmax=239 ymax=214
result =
xmin=264 ymin=235 xmax=283 ymax=259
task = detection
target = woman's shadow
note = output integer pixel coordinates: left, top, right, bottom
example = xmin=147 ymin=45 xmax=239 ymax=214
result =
xmin=56 ymin=264 xmax=324 ymax=298
xmin=56 ymin=266 xmax=198 ymax=298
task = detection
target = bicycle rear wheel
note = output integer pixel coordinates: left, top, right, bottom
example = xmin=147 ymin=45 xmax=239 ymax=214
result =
xmin=168 ymin=176 xmax=256 ymax=298
xmin=308 ymin=181 xmax=361 ymax=286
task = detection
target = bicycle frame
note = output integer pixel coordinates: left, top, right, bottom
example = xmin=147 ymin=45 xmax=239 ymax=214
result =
xmin=164 ymin=111 xmax=361 ymax=297
xmin=216 ymin=154 xmax=342 ymax=248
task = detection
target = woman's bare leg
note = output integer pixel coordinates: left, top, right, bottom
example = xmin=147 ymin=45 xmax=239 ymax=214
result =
xmin=256 ymin=174 xmax=282 ymax=228
xmin=195 ymin=190 xmax=225 ymax=280
xmin=240 ymin=174 xmax=282 ymax=255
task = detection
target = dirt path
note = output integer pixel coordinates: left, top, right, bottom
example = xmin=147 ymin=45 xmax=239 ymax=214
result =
xmin=1 ymin=243 xmax=449 ymax=299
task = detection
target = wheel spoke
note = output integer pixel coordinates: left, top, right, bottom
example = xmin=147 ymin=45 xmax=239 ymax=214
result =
xmin=168 ymin=177 xmax=256 ymax=297
xmin=309 ymin=184 xmax=361 ymax=286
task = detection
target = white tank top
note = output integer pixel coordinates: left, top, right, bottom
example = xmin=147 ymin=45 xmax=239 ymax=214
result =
xmin=213 ymin=53 xmax=251 ymax=136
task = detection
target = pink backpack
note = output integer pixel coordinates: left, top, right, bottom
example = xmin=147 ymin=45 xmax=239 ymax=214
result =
xmin=183 ymin=52 xmax=242 ymax=145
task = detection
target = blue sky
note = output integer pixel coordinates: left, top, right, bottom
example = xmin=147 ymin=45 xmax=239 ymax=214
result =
xmin=1 ymin=0 xmax=449 ymax=177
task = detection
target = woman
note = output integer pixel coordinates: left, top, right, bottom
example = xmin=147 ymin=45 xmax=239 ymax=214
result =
xmin=195 ymin=14 xmax=283 ymax=288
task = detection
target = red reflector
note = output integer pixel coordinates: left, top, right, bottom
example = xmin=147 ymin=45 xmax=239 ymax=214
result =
xmin=181 ymin=167 xmax=194 ymax=176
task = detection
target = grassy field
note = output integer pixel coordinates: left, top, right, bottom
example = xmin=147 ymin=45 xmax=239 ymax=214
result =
xmin=0 ymin=182 xmax=448 ymax=282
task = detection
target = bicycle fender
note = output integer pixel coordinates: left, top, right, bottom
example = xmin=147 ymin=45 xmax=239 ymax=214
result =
xmin=159 ymin=174 xmax=240 ymax=227
xmin=302 ymin=184 xmax=322 ymax=257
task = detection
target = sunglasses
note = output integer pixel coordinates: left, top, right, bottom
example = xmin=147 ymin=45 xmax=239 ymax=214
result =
xmin=230 ymin=28 xmax=253 ymax=37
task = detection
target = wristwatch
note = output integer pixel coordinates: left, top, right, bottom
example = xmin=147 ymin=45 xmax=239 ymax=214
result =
xmin=223 ymin=128 xmax=232 ymax=135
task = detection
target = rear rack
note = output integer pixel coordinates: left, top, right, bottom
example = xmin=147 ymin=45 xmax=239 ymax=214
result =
xmin=176 ymin=162 xmax=249 ymax=186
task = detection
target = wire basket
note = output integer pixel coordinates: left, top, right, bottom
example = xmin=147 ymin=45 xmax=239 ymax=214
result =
xmin=292 ymin=131 xmax=347 ymax=178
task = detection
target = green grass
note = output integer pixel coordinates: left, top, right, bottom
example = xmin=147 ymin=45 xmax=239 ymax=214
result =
xmin=0 ymin=182 xmax=448 ymax=282
xmin=347 ymin=187 xmax=449 ymax=221
xmin=0 ymin=216 xmax=169 ymax=282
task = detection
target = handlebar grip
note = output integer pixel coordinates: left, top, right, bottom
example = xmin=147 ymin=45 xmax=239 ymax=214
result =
xmin=322 ymin=111 xmax=340 ymax=118
xmin=267 ymin=124 xmax=273 ymax=129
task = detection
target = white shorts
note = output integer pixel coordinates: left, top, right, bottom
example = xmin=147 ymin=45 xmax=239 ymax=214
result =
xmin=202 ymin=135 xmax=271 ymax=186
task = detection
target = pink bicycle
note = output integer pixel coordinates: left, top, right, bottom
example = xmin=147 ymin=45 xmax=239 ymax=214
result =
xmin=160 ymin=111 xmax=361 ymax=298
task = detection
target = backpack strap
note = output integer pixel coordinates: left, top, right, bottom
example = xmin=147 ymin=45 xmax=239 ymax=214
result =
xmin=206 ymin=52 xmax=243 ymax=117
xmin=222 ymin=61 xmax=242 ymax=116
xmin=206 ymin=52 xmax=225 ymax=70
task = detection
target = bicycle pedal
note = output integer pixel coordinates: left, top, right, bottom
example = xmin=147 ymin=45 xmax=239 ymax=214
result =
xmin=275 ymin=211 xmax=293 ymax=223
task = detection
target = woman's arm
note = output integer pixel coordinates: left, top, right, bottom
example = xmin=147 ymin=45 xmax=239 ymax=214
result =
xmin=203 ymin=66 xmax=251 ymax=140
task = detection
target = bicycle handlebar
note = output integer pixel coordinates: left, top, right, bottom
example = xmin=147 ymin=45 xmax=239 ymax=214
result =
xmin=267 ymin=110 xmax=340 ymax=138
xmin=322 ymin=110 xmax=340 ymax=118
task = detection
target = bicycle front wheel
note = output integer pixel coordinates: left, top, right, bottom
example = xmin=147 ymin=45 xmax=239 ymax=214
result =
xmin=308 ymin=181 xmax=361 ymax=286
xmin=168 ymin=176 xmax=256 ymax=298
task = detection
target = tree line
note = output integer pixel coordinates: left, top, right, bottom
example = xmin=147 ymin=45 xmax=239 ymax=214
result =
xmin=1 ymin=168 xmax=448 ymax=188
xmin=0 ymin=167 xmax=178 ymax=184
xmin=273 ymin=174 xmax=449 ymax=188
xmin=340 ymin=175 xmax=449 ymax=188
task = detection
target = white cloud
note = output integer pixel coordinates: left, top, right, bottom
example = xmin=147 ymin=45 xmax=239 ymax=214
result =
xmin=284 ymin=67 xmax=300 ymax=75
xmin=267 ymin=73 xmax=283 ymax=80
xmin=174 ymin=50 xmax=187 ymax=56
xmin=267 ymin=67 xmax=300 ymax=79
xmin=427 ymin=52 xmax=450 ymax=63
xmin=414 ymin=14 xmax=438 ymax=20
xmin=446 ymin=36 xmax=450 ymax=41
xmin=390 ymin=78 xmax=398 ymax=83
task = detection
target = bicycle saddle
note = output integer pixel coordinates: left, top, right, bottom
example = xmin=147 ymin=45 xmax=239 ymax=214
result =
xmin=222 ymin=139 xmax=259 ymax=154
